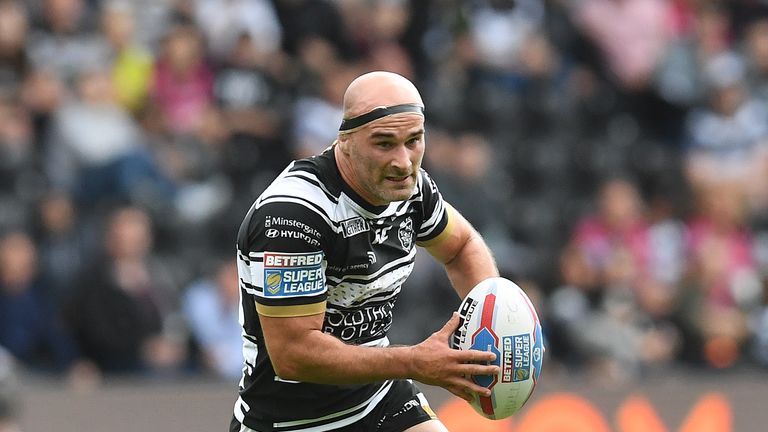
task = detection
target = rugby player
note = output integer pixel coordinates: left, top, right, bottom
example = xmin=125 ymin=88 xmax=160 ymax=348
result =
xmin=231 ymin=71 xmax=500 ymax=432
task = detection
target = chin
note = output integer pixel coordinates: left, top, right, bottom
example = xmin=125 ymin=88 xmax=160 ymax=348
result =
xmin=372 ymin=178 xmax=416 ymax=203
xmin=385 ymin=187 xmax=415 ymax=203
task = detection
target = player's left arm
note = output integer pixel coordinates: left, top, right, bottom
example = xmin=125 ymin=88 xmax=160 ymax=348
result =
xmin=419 ymin=203 xmax=499 ymax=299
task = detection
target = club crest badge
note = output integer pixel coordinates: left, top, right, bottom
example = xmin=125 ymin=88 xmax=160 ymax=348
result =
xmin=398 ymin=217 xmax=413 ymax=250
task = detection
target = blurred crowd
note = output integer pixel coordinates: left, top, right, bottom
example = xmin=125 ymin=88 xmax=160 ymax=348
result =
xmin=2 ymin=0 xmax=768 ymax=411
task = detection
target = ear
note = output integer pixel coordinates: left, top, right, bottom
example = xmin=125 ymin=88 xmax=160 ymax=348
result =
xmin=336 ymin=135 xmax=351 ymax=155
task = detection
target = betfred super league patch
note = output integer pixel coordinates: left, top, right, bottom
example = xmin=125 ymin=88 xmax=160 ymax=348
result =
xmin=263 ymin=251 xmax=325 ymax=297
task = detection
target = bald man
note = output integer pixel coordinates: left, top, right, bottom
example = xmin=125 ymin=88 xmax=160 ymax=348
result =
xmin=230 ymin=71 xmax=500 ymax=432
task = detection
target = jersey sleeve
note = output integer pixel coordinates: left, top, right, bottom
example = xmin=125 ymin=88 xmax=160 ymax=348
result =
xmin=236 ymin=201 xmax=330 ymax=317
xmin=415 ymin=169 xmax=451 ymax=245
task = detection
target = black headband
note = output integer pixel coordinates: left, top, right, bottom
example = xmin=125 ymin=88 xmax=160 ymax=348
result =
xmin=339 ymin=103 xmax=424 ymax=131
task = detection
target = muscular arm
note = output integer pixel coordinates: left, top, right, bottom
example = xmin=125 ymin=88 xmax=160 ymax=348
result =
xmin=252 ymin=198 xmax=499 ymax=400
xmin=420 ymin=203 xmax=499 ymax=299
xmin=260 ymin=310 xmax=497 ymax=400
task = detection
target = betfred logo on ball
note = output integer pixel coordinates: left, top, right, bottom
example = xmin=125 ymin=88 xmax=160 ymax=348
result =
xmin=502 ymin=334 xmax=531 ymax=383
xmin=451 ymin=277 xmax=545 ymax=420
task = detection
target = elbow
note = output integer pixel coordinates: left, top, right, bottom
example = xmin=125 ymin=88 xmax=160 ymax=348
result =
xmin=270 ymin=355 xmax=305 ymax=381
xmin=270 ymin=348 xmax=320 ymax=382
xmin=263 ymin=328 xmax=328 ymax=382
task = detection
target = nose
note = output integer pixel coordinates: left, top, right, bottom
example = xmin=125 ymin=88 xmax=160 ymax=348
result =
xmin=390 ymin=144 xmax=413 ymax=174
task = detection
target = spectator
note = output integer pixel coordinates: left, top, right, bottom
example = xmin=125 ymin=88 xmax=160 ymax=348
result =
xmin=465 ymin=0 xmax=545 ymax=74
xmin=181 ymin=259 xmax=241 ymax=379
xmin=0 ymin=0 xmax=29 ymax=91
xmin=513 ymin=31 xmax=576 ymax=139
xmin=569 ymin=0 xmax=679 ymax=140
xmin=291 ymin=64 xmax=359 ymax=158
xmin=683 ymin=51 xmax=768 ymax=215
xmin=0 ymin=96 xmax=39 ymax=229
xmin=45 ymin=67 xmax=173 ymax=207
xmin=25 ymin=0 xmax=109 ymax=84
xmin=652 ymin=2 xmax=733 ymax=141
xmin=0 ymin=230 xmax=85 ymax=373
xmin=101 ymin=0 xmax=154 ymax=114
xmin=18 ymin=67 xmax=66 ymax=144
xmin=681 ymin=182 xmax=763 ymax=368
xmin=357 ymin=0 xmax=416 ymax=79
xmin=272 ymin=0 xmax=356 ymax=61
xmin=213 ymin=33 xmax=293 ymax=192
xmin=571 ymin=178 xmax=654 ymax=289
xmin=430 ymin=132 xmax=505 ymax=237
xmin=548 ymin=178 xmax=682 ymax=380
xmin=33 ymin=191 xmax=91 ymax=300
xmin=150 ymin=24 xmax=213 ymax=136
xmin=164 ymin=105 xmax=233 ymax=224
xmin=655 ymin=2 xmax=732 ymax=110
xmin=65 ymin=206 xmax=186 ymax=374
xmin=193 ymin=0 xmax=282 ymax=62
xmin=570 ymin=0 xmax=673 ymax=92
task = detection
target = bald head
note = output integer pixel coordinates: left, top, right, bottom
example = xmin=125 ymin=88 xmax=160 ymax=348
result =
xmin=343 ymin=71 xmax=423 ymax=119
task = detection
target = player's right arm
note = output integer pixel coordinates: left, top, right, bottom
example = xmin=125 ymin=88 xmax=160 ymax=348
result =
xmin=260 ymin=311 xmax=496 ymax=401
xmin=243 ymin=202 xmax=497 ymax=401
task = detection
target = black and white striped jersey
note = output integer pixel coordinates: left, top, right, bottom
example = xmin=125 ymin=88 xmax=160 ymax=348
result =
xmin=232 ymin=147 xmax=449 ymax=431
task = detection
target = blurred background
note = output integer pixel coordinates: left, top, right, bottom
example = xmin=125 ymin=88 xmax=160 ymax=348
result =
xmin=1 ymin=0 xmax=768 ymax=430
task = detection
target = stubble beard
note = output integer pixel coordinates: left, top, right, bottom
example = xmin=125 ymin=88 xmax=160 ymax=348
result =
xmin=376 ymin=174 xmax=416 ymax=203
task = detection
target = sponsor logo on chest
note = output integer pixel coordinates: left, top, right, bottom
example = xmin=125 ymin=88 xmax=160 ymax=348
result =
xmin=263 ymin=216 xmax=321 ymax=247
xmin=341 ymin=217 xmax=369 ymax=238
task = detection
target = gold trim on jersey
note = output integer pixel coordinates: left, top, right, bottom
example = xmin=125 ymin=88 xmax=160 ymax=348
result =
xmin=255 ymin=300 xmax=327 ymax=317
xmin=416 ymin=203 xmax=456 ymax=247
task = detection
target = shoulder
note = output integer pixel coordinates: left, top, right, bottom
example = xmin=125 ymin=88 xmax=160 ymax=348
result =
xmin=258 ymin=152 xmax=342 ymax=212
xmin=238 ymin=153 xmax=342 ymax=251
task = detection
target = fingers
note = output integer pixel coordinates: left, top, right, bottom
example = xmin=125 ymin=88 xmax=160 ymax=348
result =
xmin=454 ymin=348 xmax=497 ymax=364
xmin=426 ymin=313 xmax=501 ymax=401
xmin=471 ymin=349 xmax=497 ymax=363
xmin=447 ymin=385 xmax=475 ymax=402
xmin=438 ymin=312 xmax=461 ymax=335
xmin=446 ymin=377 xmax=493 ymax=400
xmin=460 ymin=363 xmax=499 ymax=377
xmin=466 ymin=382 xmax=493 ymax=397
xmin=447 ymin=387 xmax=471 ymax=402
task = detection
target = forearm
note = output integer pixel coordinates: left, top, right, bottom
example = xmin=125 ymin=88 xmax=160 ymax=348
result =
xmin=444 ymin=230 xmax=499 ymax=299
xmin=265 ymin=312 xmax=500 ymax=401
xmin=271 ymin=330 xmax=414 ymax=384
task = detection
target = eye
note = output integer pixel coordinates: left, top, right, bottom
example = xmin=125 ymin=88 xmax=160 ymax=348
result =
xmin=375 ymin=141 xmax=394 ymax=149
xmin=406 ymin=136 xmax=422 ymax=146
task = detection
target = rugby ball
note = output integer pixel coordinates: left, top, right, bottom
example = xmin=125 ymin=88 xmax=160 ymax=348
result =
xmin=451 ymin=277 xmax=544 ymax=420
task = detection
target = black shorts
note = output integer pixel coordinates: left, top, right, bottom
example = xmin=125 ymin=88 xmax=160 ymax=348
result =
xmin=229 ymin=380 xmax=437 ymax=432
